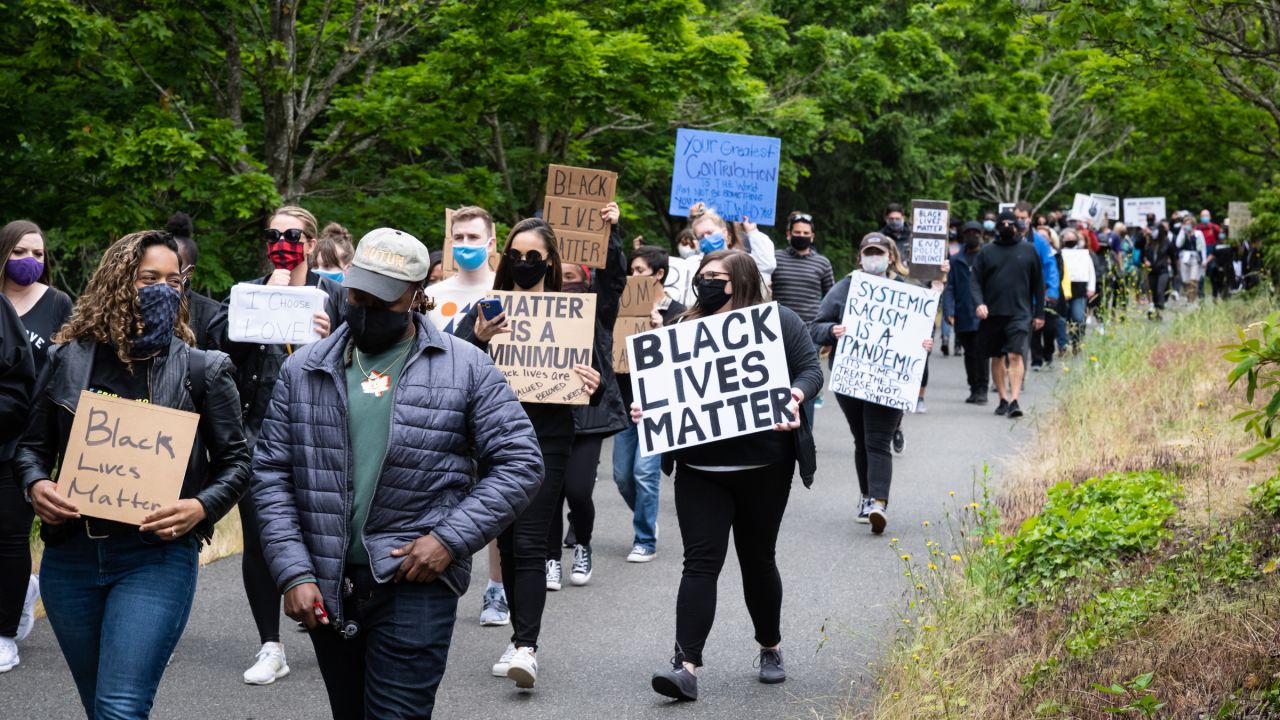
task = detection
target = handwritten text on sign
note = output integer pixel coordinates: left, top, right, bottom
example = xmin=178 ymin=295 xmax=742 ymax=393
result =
xmin=488 ymin=291 xmax=597 ymax=405
xmin=909 ymin=199 xmax=950 ymax=282
xmin=544 ymin=165 xmax=617 ymax=269
xmin=612 ymin=276 xmax=664 ymax=373
xmin=1122 ymin=197 xmax=1166 ymax=226
xmin=59 ymin=391 xmax=199 ymax=525
xmin=629 ymin=302 xmax=791 ymax=456
xmin=828 ymin=273 xmax=939 ymax=413
xmin=227 ymin=284 xmax=328 ymax=345
xmin=668 ymin=129 xmax=781 ymax=226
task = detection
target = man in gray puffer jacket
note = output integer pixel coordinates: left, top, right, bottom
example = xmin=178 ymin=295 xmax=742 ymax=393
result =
xmin=251 ymin=227 xmax=543 ymax=719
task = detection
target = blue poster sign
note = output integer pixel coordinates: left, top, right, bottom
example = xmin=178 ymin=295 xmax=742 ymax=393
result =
xmin=668 ymin=128 xmax=781 ymax=226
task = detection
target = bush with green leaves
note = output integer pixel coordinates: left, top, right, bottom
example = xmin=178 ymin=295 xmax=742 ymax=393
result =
xmin=1225 ymin=311 xmax=1280 ymax=463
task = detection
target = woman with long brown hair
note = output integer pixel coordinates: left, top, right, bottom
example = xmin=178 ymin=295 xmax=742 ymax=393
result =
xmin=15 ymin=230 xmax=249 ymax=718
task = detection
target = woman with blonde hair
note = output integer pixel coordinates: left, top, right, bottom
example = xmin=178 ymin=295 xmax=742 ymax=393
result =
xmin=687 ymin=202 xmax=776 ymax=287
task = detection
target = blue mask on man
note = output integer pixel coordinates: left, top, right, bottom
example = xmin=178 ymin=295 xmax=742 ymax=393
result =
xmin=452 ymin=244 xmax=489 ymax=272
xmin=699 ymin=233 xmax=726 ymax=255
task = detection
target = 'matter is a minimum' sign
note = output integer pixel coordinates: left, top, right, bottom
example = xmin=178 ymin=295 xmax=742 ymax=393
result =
xmin=628 ymin=302 xmax=791 ymax=456
xmin=488 ymin=291 xmax=597 ymax=405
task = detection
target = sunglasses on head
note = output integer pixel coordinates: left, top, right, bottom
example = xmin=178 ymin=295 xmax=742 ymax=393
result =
xmin=788 ymin=212 xmax=814 ymax=227
xmin=504 ymin=248 xmax=545 ymax=263
xmin=263 ymin=228 xmax=306 ymax=244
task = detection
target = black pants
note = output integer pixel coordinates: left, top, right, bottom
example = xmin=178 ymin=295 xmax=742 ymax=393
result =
xmin=547 ymin=434 xmax=604 ymax=560
xmin=673 ymin=463 xmax=792 ymax=667
xmin=956 ymin=331 xmax=988 ymax=394
xmin=498 ymin=440 xmax=570 ymax=650
xmin=1150 ymin=271 xmax=1170 ymax=310
xmin=1031 ymin=313 xmax=1057 ymax=365
xmin=238 ymin=492 xmax=282 ymax=644
xmin=0 ymin=464 xmax=33 ymax=637
xmin=835 ymin=395 xmax=902 ymax=501
xmin=309 ymin=567 xmax=458 ymax=720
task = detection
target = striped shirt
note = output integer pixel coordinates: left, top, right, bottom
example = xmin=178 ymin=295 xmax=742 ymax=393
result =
xmin=770 ymin=247 xmax=835 ymax=323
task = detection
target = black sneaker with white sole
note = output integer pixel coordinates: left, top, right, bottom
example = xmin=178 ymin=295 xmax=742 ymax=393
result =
xmin=652 ymin=658 xmax=698 ymax=701
xmin=856 ymin=497 xmax=872 ymax=524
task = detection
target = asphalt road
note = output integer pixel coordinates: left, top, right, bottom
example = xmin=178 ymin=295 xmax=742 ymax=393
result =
xmin=1 ymin=352 xmax=1052 ymax=719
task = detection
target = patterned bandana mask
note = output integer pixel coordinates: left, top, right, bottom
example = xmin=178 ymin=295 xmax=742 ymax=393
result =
xmin=132 ymin=283 xmax=181 ymax=357
xmin=268 ymin=241 xmax=306 ymax=271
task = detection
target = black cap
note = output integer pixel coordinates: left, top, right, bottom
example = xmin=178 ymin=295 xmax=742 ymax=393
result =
xmin=997 ymin=210 xmax=1017 ymax=224
xmin=961 ymin=220 xmax=984 ymax=233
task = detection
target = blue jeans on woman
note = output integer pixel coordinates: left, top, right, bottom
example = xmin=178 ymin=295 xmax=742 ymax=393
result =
xmin=1067 ymin=296 xmax=1088 ymax=346
xmin=40 ymin=530 xmax=200 ymax=720
xmin=611 ymin=424 xmax=660 ymax=552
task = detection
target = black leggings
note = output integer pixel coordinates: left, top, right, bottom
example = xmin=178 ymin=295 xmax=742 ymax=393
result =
xmin=547 ymin=434 xmax=604 ymax=560
xmin=498 ymin=441 xmax=570 ymax=650
xmin=1031 ymin=313 xmax=1058 ymax=365
xmin=238 ymin=493 xmax=282 ymax=644
xmin=0 ymin=464 xmax=33 ymax=638
xmin=673 ymin=463 xmax=793 ymax=667
xmin=835 ymin=395 xmax=902 ymax=502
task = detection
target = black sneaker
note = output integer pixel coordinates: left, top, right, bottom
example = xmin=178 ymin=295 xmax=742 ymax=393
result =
xmin=756 ymin=648 xmax=786 ymax=684
xmin=652 ymin=658 xmax=698 ymax=701
xmin=964 ymin=392 xmax=981 ymax=404
xmin=995 ymin=399 xmax=1010 ymax=416
xmin=892 ymin=429 xmax=905 ymax=454
xmin=1007 ymin=400 xmax=1023 ymax=418
xmin=940 ymin=341 xmax=950 ymax=357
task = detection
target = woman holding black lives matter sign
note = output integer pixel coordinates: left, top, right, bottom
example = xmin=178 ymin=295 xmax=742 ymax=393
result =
xmin=15 ymin=230 xmax=249 ymax=719
xmin=457 ymin=213 xmax=610 ymax=691
xmin=632 ymin=249 xmax=822 ymax=703
xmin=810 ymin=233 xmax=939 ymax=536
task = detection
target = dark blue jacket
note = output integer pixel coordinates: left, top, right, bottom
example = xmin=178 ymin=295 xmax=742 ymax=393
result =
xmin=251 ymin=314 xmax=542 ymax=622
xmin=942 ymin=250 xmax=981 ymax=333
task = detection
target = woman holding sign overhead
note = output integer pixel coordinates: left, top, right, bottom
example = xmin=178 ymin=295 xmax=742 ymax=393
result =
xmin=457 ymin=212 xmax=610 ymax=690
xmin=15 ymin=230 xmax=249 ymax=719
xmin=632 ymin=249 xmax=821 ymax=702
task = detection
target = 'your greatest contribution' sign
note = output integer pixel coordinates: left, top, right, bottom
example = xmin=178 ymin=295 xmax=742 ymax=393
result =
xmin=59 ymin=391 xmax=200 ymax=525
xmin=227 ymin=284 xmax=328 ymax=345
xmin=828 ymin=273 xmax=939 ymax=412
xmin=487 ymin=291 xmax=597 ymax=405
xmin=668 ymin=128 xmax=781 ymax=226
xmin=628 ymin=302 xmax=792 ymax=456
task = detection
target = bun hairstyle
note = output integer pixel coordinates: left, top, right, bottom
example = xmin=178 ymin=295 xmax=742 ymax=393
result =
xmin=165 ymin=212 xmax=194 ymax=239
xmin=312 ymin=222 xmax=355 ymax=268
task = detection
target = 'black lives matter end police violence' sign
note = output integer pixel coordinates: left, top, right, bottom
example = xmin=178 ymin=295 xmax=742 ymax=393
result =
xmin=628 ymin=302 xmax=792 ymax=456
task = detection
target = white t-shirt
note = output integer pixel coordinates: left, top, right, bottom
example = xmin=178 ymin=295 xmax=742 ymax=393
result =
xmin=426 ymin=272 xmax=494 ymax=334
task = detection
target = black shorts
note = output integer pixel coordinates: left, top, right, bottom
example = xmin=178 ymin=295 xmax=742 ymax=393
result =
xmin=979 ymin=315 xmax=1030 ymax=358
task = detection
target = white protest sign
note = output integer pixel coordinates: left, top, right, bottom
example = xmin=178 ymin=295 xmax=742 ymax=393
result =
xmin=227 ymin=284 xmax=328 ymax=345
xmin=909 ymin=199 xmax=950 ymax=282
xmin=1091 ymin=194 xmax=1120 ymax=229
xmin=664 ymin=255 xmax=697 ymax=307
xmin=1122 ymin=197 xmax=1166 ymax=226
xmin=997 ymin=202 xmax=1016 ymax=215
xmin=828 ymin=272 xmax=939 ymax=412
xmin=628 ymin=302 xmax=791 ymax=456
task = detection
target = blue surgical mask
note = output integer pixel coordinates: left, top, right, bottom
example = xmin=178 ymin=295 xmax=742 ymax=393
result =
xmin=699 ymin=232 xmax=726 ymax=255
xmin=452 ymin=244 xmax=489 ymax=272
xmin=983 ymin=220 xmax=996 ymax=232
xmin=314 ymin=268 xmax=344 ymax=283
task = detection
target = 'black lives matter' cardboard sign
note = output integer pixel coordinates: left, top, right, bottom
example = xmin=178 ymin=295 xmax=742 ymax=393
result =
xmin=908 ymin=199 xmax=950 ymax=283
xmin=59 ymin=391 xmax=200 ymax=525
xmin=488 ymin=291 xmax=597 ymax=405
xmin=628 ymin=302 xmax=792 ymax=456
xmin=544 ymin=165 xmax=617 ymax=269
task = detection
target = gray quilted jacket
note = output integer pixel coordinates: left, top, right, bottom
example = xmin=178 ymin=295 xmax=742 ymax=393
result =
xmin=250 ymin=314 xmax=542 ymax=618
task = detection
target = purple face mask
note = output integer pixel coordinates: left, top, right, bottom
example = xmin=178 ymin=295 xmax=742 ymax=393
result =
xmin=5 ymin=257 xmax=43 ymax=286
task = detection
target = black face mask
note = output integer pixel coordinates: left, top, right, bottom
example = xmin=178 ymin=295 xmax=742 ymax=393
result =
xmin=511 ymin=259 xmax=549 ymax=290
xmin=348 ymin=304 xmax=410 ymax=354
xmin=788 ymin=235 xmax=813 ymax=251
xmin=997 ymin=225 xmax=1017 ymax=244
xmin=694 ymin=278 xmax=731 ymax=313
xmin=963 ymin=234 xmax=982 ymax=251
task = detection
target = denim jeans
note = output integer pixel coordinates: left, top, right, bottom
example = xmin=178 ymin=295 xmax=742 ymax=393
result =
xmin=1067 ymin=297 xmax=1088 ymax=345
xmin=40 ymin=530 xmax=200 ymax=720
xmin=611 ymin=424 xmax=660 ymax=551
xmin=309 ymin=566 xmax=459 ymax=720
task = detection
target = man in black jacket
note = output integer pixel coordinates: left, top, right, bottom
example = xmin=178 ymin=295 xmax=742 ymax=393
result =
xmin=970 ymin=211 xmax=1044 ymax=418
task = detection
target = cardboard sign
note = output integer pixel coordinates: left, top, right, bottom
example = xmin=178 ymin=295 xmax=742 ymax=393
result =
xmin=442 ymin=208 xmax=501 ymax=276
xmin=1122 ymin=197 xmax=1166 ymax=226
xmin=628 ymin=302 xmax=792 ymax=456
xmin=828 ymin=273 xmax=939 ymax=412
xmin=544 ymin=165 xmax=617 ymax=269
xmin=908 ymin=199 xmax=950 ymax=283
xmin=58 ymin=391 xmax=199 ymax=525
xmin=227 ymin=284 xmax=328 ymax=345
xmin=668 ymin=128 xmax=781 ymax=226
xmin=488 ymin=291 xmax=597 ymax=405
xmin=619 ymin=276 xmax=664 ymax=317
xmin=1229 ymin=202 xmax=1252 ymax=235
xmin=1090 ymin=194 xmax=1120 ymax=229
xmin=612 ymin=316 xmax=652 ymax=374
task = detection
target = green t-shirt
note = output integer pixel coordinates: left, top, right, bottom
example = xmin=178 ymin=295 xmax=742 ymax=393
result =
xmin=345 ymin=334 xmax=415 ymax=565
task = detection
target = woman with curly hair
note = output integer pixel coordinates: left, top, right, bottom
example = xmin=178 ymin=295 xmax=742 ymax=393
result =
xmin=15 ymin=230 xmax=250 ymax=719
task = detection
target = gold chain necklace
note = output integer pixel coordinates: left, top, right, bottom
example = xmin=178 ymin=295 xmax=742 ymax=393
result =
xmin=354 ymin=336 xmax=415 ymax=381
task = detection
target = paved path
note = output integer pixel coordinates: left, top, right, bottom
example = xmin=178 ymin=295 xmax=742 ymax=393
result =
xmin=1 ymin=353 xmax=1053 ymax=718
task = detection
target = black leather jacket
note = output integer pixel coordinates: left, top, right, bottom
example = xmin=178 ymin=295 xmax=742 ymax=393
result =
xmin=573 ymin=224 xmax=629 ymax=438
xmin=15 ymin=337 xmax=250 ymax=544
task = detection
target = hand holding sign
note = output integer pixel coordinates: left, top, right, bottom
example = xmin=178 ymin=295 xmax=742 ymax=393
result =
xmin=30 ymin=480 xmax=80 ymax=525
xmin=138 ymin=498 xmax=207 ymax=540
xmin=228 ymin=284 xmax=330 ymax=345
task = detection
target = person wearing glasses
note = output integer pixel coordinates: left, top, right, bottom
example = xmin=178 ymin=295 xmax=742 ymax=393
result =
xmin=769 ymin=211 xmax=834 ymax=426
xmin=207 ymin=205 xmax=347 ymax=686
xmin=165 ymin=212 xmax=221 ymax=349
xmin=457 ymin=216 xmax=607 ymax=691
xmin=17 ymin=230 xmax=249 ymax=718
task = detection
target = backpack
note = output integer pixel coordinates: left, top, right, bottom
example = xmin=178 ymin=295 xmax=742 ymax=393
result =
xmin=185 ymin=347 xmax=207 ymax=413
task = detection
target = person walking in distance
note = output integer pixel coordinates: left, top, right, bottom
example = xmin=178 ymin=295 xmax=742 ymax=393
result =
xmin=165 ymin=212 xmax=221 ymax=349
xmin=251 ymin=228 xmax=543 ymax=719
xmin=1014 ymin=202 xmax=1060 ymax=371
xmin=640 ymin=250 xmax=823 ymax=702
xmin=943 ymin=222 xmax=988 ymax=404
xmin=770 ymin=211 xmax=835 ymax=424
xmin=971 ymin=211 xmax=1045 ymax=419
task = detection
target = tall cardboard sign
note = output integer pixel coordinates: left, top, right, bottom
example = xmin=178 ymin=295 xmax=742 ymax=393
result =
xmin=908 ymin=199 xmax=950 ymax=283
xmin=1229 ymin=202 xmax=1253 ymax=236
xmin=611 ymin=276 xmax=664 ymax=373
xmin=544 ymin=165 xmax=617 ymax=269
xmin=487 ymin=291 xmax=597 ymax=405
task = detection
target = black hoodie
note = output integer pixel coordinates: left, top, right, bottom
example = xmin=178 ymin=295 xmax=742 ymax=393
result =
xmin=969 ymin=233 xmax=1045 ymax=320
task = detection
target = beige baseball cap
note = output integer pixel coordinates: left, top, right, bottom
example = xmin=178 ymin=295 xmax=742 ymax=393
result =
xmin=343 ymin=228 xmax=430 ymax=302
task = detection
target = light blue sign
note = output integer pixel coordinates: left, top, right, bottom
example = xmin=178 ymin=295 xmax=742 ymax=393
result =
xmin=668 ymin=128 xmax=781 ymax=226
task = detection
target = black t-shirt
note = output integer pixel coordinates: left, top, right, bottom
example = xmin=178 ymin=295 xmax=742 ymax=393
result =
xmin=88 ymin=344 xmax=151 ymax=402
xmin=18 ymin=287 xmax=73 ymax=373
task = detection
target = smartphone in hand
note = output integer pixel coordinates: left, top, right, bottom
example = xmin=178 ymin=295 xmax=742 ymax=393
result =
xmin=478 ymin=298 xmax=504 ymax=321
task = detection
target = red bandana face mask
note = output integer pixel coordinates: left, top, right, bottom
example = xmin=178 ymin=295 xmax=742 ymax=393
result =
xmin=268 ymin=241 xmax=306 ymax=271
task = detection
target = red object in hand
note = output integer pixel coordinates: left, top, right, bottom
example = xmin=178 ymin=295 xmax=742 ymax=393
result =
xmin=313 ymin=600 xmax=328 ymax=621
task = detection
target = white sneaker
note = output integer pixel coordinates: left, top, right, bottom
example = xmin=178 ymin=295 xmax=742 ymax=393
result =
xmin=570 ymin=544 xmax=593 ymax=586
xmin=915 ymin=399 xmax=928 ymax=414
xmin=242 ymin=642 xmax=289 ymax=685
xmin=506 ymin=646 xmax=538 ymax=688
xmin=0 ymin=636 xmax=18 ymax=673
xmin=492 ymin=643 xmax=516 ymax=677
xmin=545 ymin=559 xmax=562 ymax=591
xmin=15 ymin=575 xmax=38 ymax=642
xmin=868 ymin=501 xmax=888 ymax=535
xmin=856 ymin=497 xmax=872 ymax=524
xmin=626 ymin=546 xmax=657 ymax=563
